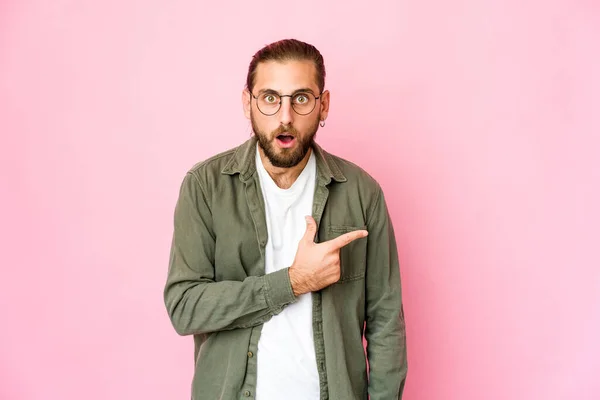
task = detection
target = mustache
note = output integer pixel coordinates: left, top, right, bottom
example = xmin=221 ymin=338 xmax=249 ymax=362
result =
xmin=272 ymin=124 xmax=299 ymax=137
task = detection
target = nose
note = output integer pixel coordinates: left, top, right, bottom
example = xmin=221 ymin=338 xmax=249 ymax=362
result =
xmin=278 ymin=96 xmax=294 ymax=126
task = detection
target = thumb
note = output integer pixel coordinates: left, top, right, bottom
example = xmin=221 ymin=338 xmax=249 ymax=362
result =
xmin=302 ymin=216 xmax=317 ymax=242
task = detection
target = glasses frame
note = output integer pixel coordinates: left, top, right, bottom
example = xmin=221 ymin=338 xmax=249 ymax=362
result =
xmin=249 ymin=90 xmax=323 ymax=116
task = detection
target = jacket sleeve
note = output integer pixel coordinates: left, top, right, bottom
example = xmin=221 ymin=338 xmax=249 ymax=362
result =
xmin=365 ymin=188 xmax=408 ymax=399
xmin=164 ymin=172 xmax=296 ymax=336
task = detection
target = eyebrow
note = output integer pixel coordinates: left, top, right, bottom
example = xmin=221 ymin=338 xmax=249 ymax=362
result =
xmin=257 ymin=88 xmax=318 ymax=96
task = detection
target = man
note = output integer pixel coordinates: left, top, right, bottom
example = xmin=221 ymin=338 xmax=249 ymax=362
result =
xmin=164 ymin=38 xmax=407 ymax=400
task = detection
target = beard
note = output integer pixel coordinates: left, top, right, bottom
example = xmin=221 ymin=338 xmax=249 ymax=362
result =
xmin=251 ymin=110 xmax=320 ymax=168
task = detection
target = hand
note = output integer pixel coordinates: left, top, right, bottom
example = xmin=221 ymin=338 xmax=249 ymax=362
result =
xmin=289 ymin=216 xmax=368 ymax=296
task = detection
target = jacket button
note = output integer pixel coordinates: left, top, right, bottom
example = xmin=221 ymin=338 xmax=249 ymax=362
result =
xmin=244 ymin=390 xmax=251 ymax=397
xmin=247 ymin=351 xmax=253 ymax=358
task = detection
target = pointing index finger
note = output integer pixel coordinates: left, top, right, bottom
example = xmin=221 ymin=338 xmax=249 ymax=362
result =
xmin=329 ymin=230 xmax=369 ymax=250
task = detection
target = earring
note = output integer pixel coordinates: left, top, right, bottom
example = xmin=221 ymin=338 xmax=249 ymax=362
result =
xmin=320 ymin=120 xmax=326 ymax=127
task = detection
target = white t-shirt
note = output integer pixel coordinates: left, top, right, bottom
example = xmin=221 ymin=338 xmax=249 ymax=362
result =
xmin=255 ymin=145 xmax=320 ymax=400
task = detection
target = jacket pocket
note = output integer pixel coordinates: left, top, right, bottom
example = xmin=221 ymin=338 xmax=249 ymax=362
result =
xmin=327 ymin=225 xmax=368 ymax=282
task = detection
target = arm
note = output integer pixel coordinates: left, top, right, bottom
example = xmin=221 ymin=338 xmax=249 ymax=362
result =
xmin=164 ymin=172 xmax=296 ymax=336
xmin=365 ymin=188 xmax=408 ymax=399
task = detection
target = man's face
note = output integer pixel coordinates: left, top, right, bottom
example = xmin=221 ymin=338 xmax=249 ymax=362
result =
xmin=243 ymin=60 xmax=330 ymax=168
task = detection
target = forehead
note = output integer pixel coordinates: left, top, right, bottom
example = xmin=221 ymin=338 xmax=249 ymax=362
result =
xmin=253 ymin=60 xmax=319 ymax=93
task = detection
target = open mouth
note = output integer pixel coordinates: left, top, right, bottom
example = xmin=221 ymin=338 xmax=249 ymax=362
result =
xmin=277 ymin=134 xmax=295 ymax=144
xmin=275 ymin=134 xmax=296 ymax=148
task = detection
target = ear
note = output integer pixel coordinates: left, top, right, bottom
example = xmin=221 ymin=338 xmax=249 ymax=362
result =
xmin=319 ymin=90 xmax=330 ymax=121
xmin=242 ymin=89 xmax=251 ymax=120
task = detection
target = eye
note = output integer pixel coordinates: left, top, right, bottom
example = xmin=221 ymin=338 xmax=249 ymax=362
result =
xmin=262 ymin=94 xmax=278 ymax=104
xmin=294 ymin=93 xmax=310 ymax=104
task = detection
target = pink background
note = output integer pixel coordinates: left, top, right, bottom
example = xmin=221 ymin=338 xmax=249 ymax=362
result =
xmin=1 ymin=1 xmax=599 ymax=399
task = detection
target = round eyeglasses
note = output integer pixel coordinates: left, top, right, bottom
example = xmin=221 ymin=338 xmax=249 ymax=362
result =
xmin=250 ymin=91 xmax=322 ymax=116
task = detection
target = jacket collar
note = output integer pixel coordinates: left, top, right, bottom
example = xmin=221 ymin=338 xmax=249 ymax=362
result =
xmin=221 ymin=136 xmax=347 ymax=185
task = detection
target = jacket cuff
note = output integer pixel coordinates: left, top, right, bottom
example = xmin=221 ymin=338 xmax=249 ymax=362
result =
xmin=263 ymin=268 xmax=296 ymax=313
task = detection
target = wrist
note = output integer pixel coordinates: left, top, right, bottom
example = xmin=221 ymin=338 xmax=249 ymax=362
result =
xmin=288 ymin=266 xmax=306 ymax=296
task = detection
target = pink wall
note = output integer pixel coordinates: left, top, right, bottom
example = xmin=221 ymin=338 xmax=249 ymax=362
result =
xmin=1 ymin=1 xmax=599 ymax=399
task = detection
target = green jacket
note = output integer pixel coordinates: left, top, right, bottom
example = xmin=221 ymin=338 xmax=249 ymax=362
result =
xmin=164 ymin=136 xmax=407 ymax=400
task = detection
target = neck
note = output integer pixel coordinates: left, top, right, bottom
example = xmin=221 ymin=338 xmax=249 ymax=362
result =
xmin=258 ymin=147 xmax=312 ymax=189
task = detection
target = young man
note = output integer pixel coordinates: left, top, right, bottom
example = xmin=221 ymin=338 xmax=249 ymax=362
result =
xmin=164 ymin=39 xmax=407 ymax=400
